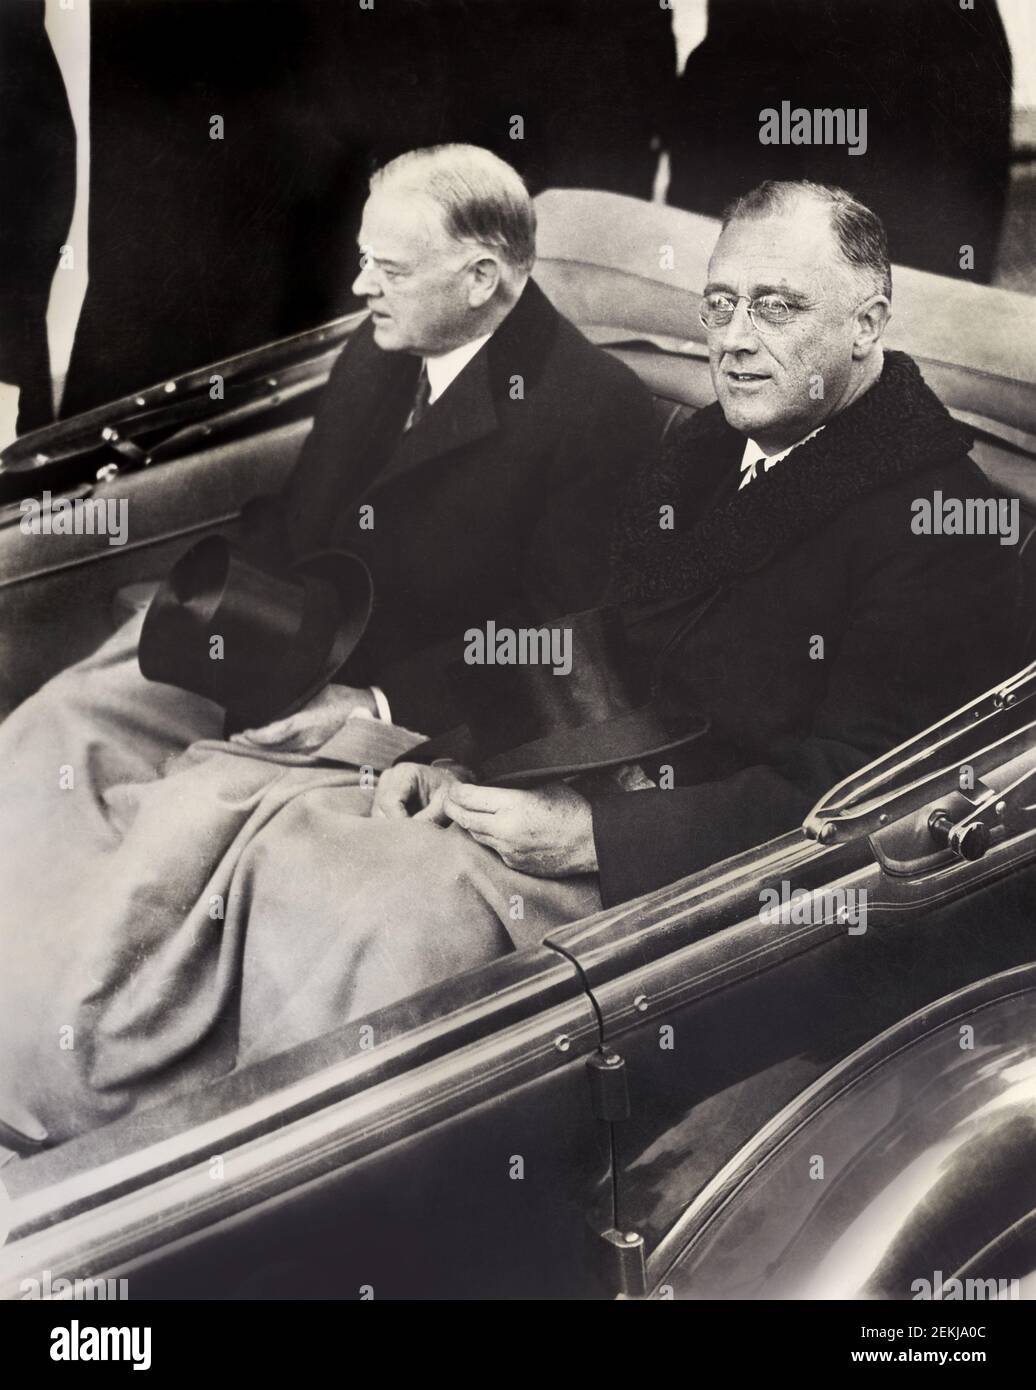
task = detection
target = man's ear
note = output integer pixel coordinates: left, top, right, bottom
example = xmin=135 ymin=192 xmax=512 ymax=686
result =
xmin=851 ymin=296 xmax=891 ymax=359
xmin=466 ymin=255 xmax=503 ymax=308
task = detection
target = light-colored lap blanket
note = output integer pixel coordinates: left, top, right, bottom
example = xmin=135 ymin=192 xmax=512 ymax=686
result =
xmin=0 ymin=612 xmax=601 ymax=1142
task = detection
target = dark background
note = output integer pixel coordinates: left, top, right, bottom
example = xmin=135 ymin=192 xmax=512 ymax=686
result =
xmin=0 ymin=0 xmax=1025 ymax=427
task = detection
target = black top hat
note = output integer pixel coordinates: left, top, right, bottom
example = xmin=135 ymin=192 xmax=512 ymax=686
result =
xmin=410 ymin=606 xmax=708 ymax=786
xmin=138 ymin=535 xmax=373 ymax=736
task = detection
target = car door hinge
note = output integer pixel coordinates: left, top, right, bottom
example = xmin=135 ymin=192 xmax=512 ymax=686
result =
xmin=586 ymin=1049 xmax=630 ymax=1122
xmin=598 ymin=1228 xmax=647 ymax=1299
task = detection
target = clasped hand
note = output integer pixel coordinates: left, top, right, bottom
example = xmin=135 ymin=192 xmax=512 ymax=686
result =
xmin=372 ymin=761 xmax=598 ymax=878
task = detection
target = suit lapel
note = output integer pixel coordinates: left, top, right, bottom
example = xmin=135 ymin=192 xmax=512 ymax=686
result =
xmin=366 ymin=280 xmax=560 ymax=493
xmin=613 ymin=352 xmax=972 ymax=605
xmin=374 ymin=341 xmax=500 ymax=489
xmin=339 ymin=325 xmax=423 ymax=503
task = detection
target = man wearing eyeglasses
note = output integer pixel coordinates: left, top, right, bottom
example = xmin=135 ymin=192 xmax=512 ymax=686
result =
xmin=10 ymin=178 xmax=1020 ymax=1110
xmin=0 ymin=143 xmax=666 ymax=1140
xmin=234 ymin=142 xmax=657 ymax=745
xmin=699 ymin=199 xmax=888 ymax=493
xmin=389 ymin=180 xmax=1017 ymax=909
xmin=203 ymin=178 xmax=1019 ymax=1063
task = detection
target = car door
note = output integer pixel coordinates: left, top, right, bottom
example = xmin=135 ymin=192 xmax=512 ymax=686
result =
xmin=1 ymin=939 xmax=630 ymax=1300
xmin=544 ymin=663 xmax=1036 ymax=1295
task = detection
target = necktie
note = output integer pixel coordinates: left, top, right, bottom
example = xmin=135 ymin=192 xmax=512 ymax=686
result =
xmin=406 ymin=364 xmax=432 ymax=432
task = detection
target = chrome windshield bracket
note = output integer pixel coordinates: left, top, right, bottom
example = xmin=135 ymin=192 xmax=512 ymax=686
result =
xmin=804 ymin=662 xmax=1036 ymax=847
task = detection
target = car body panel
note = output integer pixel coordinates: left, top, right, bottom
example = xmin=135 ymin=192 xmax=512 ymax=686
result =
xmin=549 ymin=674 xmax=1036 ymax=1259
xmin=587 ymin=853 xmax=1036 ymax=1260
xmin=1 ymin=946 xmax=615 ymax=1299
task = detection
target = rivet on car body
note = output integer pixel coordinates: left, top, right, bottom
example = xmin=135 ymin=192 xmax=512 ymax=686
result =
xmin=996 ymin=800 xmax=1008 ymax=817
xmin=101 ymin=427 xmax=119 ymax=442
xmin=818 ymin=822 xmax=837 ymax=844
xmin=624 ymin=1232 xmax=641 ymax=1245
xmin=554 ymin=1034 xmax=571 ymax=1053
xmin=634 ymin=995 xmax=649 ymax=1013
xmin=164 ymin=381 xmax=177 ymax=394
xmin=134 ymin=396 xmax=146 ymax=407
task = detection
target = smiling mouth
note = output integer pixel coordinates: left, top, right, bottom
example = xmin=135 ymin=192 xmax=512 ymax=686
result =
xmin=727 ymin=371 xmax=769 ymax=383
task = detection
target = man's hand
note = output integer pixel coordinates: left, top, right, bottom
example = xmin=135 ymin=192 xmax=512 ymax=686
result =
xmin=372 ymin=760 xmax=474 ymax=824
xmin=443 ymin=780 xmax=598 ymax=878
xmin=372 ymin=761 xmax=472 ymax=822
xmin=232 ymin=684 xmax=378 ymax=751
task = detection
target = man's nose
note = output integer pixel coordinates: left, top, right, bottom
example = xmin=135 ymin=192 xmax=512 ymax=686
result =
xmin=717 ymin=298 xmax=759 ymax=356
xmin=352 ymin=262 xmax=380 ymax=298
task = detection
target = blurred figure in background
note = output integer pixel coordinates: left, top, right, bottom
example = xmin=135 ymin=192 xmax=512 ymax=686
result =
xmin=62 ymin=0 xmax=674 ymax=416
xmin=0 ymin=0 xmax=75 ymax=436
xmin=667 ymin=0 xmax=1013 ymax=282
xmin=436 ymin=0 xmax=674 ymax=200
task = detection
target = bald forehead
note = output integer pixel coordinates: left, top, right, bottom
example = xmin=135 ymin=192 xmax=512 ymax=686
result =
xmin=707 ymin=203 xmax=851 ymax=300
xmin=358 ymin=186 xmax=458 ymax=263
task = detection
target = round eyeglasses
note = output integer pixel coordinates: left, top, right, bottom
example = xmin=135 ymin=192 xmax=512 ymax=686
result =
xmin=699 ymin=292 xmax=797 ymax=334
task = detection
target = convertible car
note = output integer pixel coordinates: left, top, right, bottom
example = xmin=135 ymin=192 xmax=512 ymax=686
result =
xmin=1 ymin=192 xmax=1035 ymax=1300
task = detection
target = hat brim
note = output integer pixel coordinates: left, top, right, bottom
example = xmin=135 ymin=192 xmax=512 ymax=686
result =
xmin=414 ymin=705 xmax=710 ymax=787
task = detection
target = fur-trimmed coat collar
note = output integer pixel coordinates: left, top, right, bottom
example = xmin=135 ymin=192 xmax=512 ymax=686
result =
xmin=610 ymin=350 xmax=974 ymax=604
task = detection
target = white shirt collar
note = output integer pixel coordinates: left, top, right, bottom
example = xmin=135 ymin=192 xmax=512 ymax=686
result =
xmin=739 ymin=424 xmax=826 ymax=488
xmin=424 ymin=333 xmax=493 ymax=404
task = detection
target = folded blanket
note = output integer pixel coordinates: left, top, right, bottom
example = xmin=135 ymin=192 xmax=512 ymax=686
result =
xmin=0 ymin=614 xmax=600 ymax=1143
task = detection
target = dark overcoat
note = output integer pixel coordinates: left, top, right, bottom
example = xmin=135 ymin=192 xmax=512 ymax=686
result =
xmin=244 ymin=279 xmax=658 ymax=734
xmin=592 ymin=351 xmax=1020 ymax=905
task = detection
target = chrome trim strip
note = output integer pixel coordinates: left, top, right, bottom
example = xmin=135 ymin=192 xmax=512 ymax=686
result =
xmin=0 ymin=312 xmax=365 ymax=470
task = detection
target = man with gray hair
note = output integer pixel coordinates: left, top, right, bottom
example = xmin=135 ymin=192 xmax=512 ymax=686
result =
xmin=196 ymin=176 xmax=1012 ymax=1063
xmin=381 ymin=178 xmax=1016 ymax=907
xmin=0 ymin=178 xmax=1016 ymax=1141
xmin=0 ymin=143 xmax=661 ymax=1142
xmin=237 ymin=141 xmax=657 ymax=743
